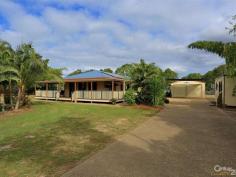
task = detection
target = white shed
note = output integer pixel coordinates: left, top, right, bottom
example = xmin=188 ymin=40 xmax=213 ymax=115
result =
xmin=215 ymin=76 xmax=236 ymax=107
xmin=170 ymin=80 xmax=205 ymax=98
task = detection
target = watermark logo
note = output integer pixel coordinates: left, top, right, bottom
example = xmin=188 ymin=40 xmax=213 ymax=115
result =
xmin=212 ymin=165 xmax=236 ymax=176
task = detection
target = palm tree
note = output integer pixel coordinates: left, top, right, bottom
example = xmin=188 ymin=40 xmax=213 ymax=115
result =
xmin=13 ymin=43 xmax=46 ymax=109
xmin=188 ymin=41 xmax=236 ymax=76
xmin=131 ymin=59 xmax=161 ymax=89
xmin=1 ymin=41 xmax=64 ymax=110
xmin=131 ymin=59 xmax=162 ymax=104
xmin=0 ymin=41 xmax=19 ymax=108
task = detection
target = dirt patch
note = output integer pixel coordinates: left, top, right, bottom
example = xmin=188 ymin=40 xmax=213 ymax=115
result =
xmin=0 ymin=144 xmax=12 ymax=151
xmin=114 ymin=118 xmax=129 ymax=126
xmin=53 ymin=135 xmax=91 ymax=154
xmin=0 ymin=107 xmax=32 ymax=120
xmin=25 ymin=135 xmax=35 ymax=139
xmin=95 ymin=124 xmax=110 ymax=133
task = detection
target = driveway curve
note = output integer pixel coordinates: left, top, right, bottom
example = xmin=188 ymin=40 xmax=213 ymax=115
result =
xmin=62 ymin=98 xmax=236 ymax=177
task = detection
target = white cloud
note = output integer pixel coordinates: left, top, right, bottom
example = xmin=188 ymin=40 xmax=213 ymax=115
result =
xmin=0 ymin=0 xmax=234 ymax=77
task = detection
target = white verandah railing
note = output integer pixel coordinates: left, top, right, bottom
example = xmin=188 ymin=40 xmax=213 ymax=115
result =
xmin=35 ymin=90 xmax=124 ymax=100
xmin=35 ymin=90 xmax=60 ymax=99
xmin=73 ymin=91 xmax=124 ymax=100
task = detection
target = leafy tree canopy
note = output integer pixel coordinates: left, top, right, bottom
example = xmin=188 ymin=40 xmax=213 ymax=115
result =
xmin=130 ymin=59 xmax=163 ymax=105
xmin=0 ymin=40 xmax=63 ymax=110
xmin=182 ymin=73 xmax=203 ymax=79
xmin=68 ymin=69 xmax=82 ymax=76
xmin=100 ymin=68 xmax=113 ymax=73
xmin=164 ymin=68 xmax=178 ymax=79
xmin=227 ymin=15 xmax=236 ymax=36
xmin=203 ymin=65 xmax=226 ymax=91
xmin=115 ymin=63 xmax=135 ymax=77
xmin=188 ymin=15 xmax=236 ymax=77
xmin=188 ymin=41 xmax=236 ymax=76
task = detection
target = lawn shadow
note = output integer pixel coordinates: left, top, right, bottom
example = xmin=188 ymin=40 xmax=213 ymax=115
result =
xmin=0 ymin=116 xmax=113 ymax=176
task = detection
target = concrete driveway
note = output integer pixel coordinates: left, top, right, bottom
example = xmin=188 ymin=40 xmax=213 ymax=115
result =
xmin=62 ymin=98 xmax=236 ymax=177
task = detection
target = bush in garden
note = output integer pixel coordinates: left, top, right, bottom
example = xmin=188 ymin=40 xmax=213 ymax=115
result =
xmin=124 ymin=89 xmax=136 ymax=105
xmin=149 ymin=75 xmax=166 ymax=106
xmin=110 ymin=98 xmax=117 ymax=105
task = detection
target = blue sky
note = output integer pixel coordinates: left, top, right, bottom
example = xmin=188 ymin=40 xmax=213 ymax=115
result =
xmin=0 ymin=0 xmax=235 ymax=76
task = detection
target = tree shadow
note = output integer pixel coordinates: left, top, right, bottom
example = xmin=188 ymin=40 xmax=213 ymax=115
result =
xmin=0 ymin=116 xmax=113 ymax=176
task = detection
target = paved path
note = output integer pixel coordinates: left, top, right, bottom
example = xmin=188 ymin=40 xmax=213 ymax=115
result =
xmin=62 ymin=98 xmax=236 ymax=177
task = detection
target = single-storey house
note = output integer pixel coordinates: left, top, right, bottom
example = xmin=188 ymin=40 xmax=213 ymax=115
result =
xmin=35 ymin=70 xmax=126 ymax=103
xmin=170 ymin=79 xmax=205 ymax=98
xmin=215 ymin=75 xmax=236 ymax=107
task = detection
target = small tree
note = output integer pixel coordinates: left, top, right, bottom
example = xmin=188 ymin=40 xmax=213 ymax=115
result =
xmin=149 ymin=75 xmax=165 ymax=106
xmin=131 ymin=59 xmax=162 ymax=104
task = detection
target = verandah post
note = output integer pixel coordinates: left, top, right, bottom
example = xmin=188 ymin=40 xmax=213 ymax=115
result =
xmin=74 ymin=82 xmax=77 ymax=103
xmin=112 ymin=80 xmax=114 ymax=99
xmin=90 ymin=82 xmax=93 ymax=103
xmin=46 ymin=83 xmax=48 ymax=100
xmin=123 ymin=80 xmax=125 ymax=99
xmin=56 ymin=83 xmax=59 ymax=100
xmin=34 ymin=83 xmax=36 ymax=96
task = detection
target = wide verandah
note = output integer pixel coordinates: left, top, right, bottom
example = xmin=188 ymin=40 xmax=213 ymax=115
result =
xmin=35 ymin=79 xmax=126 ymax=103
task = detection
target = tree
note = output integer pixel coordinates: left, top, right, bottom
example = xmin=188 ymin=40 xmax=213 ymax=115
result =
xmin=131 ymin=59 xmax=162 ymax=105
xmin=0 ymin=40 xmax=18 ymax=106
xmin=68 ymin=69 xmax=82 ymax=76
xmin=164 ymin=68 xmax=178 ymax=80
xmin=37 ymin=63 xmax=64 ymax=83
xmin=100 ymin=68 xmax=113 ymax=73
xmin=0 ymin=40 xmax=64 ymax=111
xmin=115 ymin=63 xmax=135 ymax=77
xmin=149 ymin=75 xmax=165 ymax=105
xmin=227 ymin=15 xmax=236 ymax=36
xmin=13 ymin=43 xmax=47 ymax=109
xmin=188 ymin=41 xmax=236 ymax=76
xmin=203 ymin=65 xmax=226 ymax=91
xmin=182 ymin=73 xmax=203 ymax=79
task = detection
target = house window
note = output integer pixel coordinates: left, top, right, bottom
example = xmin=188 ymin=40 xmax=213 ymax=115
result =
xmin=78 ymin=82 xmax=86 ymax=90
xmin=104 ymin=81 xmax=112 ymax=91
xmin=87 ymin=82 xmax=97 ymax=90
xmin=92 ymin=82 xmax=97 ymax=90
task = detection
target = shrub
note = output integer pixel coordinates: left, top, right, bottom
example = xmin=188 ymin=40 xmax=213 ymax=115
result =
xmin=149 ymin=75 xmax=166 ymax=106
xmin=124 ymin=89 xmax=136 ymax=105
xmin=0 ymin=104 xmax=3 ymax=112
xmin=164 ymin=98 xmax=170 ymax=104
xmin=110 ymin=98 xmax=117 ymax=105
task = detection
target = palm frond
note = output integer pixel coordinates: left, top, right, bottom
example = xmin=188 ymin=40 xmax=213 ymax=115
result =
xmin=0 ymin=66 xmax=19 ymax=75
xmin=188 ymin=41 xmax=225 ymax=58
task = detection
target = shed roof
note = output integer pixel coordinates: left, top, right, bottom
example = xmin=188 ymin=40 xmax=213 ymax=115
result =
xmin=64 ymin=70 xmax=125 ymax=80
xmin=171 ymin=80 xmax=205 ymax=85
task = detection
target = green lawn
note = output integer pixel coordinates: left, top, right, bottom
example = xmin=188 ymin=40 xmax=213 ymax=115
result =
xmin=0 ymin=101 xmax=156 ymax=177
